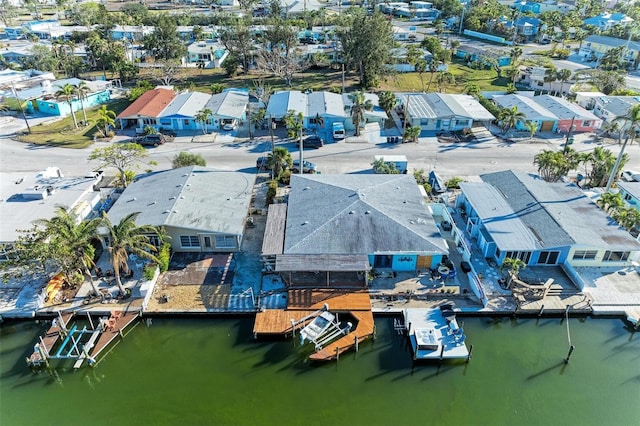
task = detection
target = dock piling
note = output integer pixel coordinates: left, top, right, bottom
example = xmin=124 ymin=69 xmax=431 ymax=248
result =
xmin=538 ymin=305 xmax=545 ymax=318
xmin=355 ymin=335 xmax=359 ymax=352
xmin=564 ymin=345 xmax=575 ymax=364
xmin=335 ymin=346 xmax=339 ymax=362
xmin=372 ymin=324 xmax=377 ymax=341
xmin=87 ymin=313 xmax=95 ymax=331
xmin=466 ymin=344 xmax=473 ymax=363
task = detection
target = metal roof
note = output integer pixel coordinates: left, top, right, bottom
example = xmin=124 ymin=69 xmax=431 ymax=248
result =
xmin=284 ymin=174 xmax=448 ymax=255
xmin=405 ymin=93 xmax=495 ymax=121
xmin=531 ymin=95 xmax=599 ymax=121
xmin=160 ymin=91 xmax=211 ymax=118
xmin=493 ymin=94 xmax=557 ymax=121
xmin=204 ymin=90 xmax=248 ymax=119
xmin=107 ymin=166 xmax=254 ymax=236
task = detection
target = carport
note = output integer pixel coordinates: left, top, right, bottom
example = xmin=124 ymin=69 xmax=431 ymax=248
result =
xmin=275 ymin=254 xmax=371 ymax=288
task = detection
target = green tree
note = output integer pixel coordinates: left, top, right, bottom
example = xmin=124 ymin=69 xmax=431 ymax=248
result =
xmin=74 ymin=81 xmax=90 ymax=125
xmin=349 ymin=91 xmax=373 ymax=137
xmin=143 ymin=16 xmax=186 ymax=61
xmin=436 ymin=70 xmax=455 ymax=93
xmin=219 ymin=21 xmax=253 ymax=75
xmin=194 ymin=108 xmax=213 ymax=134
xmin=533 ymin=149 xmax=578 ymax=182
xmin=498 ymin=106 xmax=526 ymax=135
xmin=338 ymin=10 xmax=394 ymax=88
xmin=556 ymin=69 xmax=572 ymax=96
xmin=524 ymin=121 xmax=537 ymax=140
xmin=403 ymin=125 xmax=421 ymax=143
xmin=55 ymin=83 xmax=79 ymax=129
xmin=378 ymin=91 xmax=397 ymax=116
xmin=88 ymin=143 xmax=148 ymax=188
xmin=500 ymin=257 xmax=526 ymax=288
xmin=33 ymin=206 xmax=103 ymax=297
xmin=96 ymin=105 xmax=116 ymax=137
xmin=596 ymin=192 xmax=624 ymax=214
xmin=268 ymin=146 xmax=293 ymax=180
xmin=172 ymin=152 xmax=206 ymax=168
xmin=21 ymin=44 xmax=57 ymax=72
xmin=101 ymin=212 xmax=160 ymax=296
xmin=605 ymin=104 xmax=640 ymax=191
xmin=283 ymin=110 xmax=304 ymax=140
xmin=372 ymin=158 xmax=399 ymax=174
xmin=612 ymin=207 xmax=640 ymax=232
xmin=210 ymin=83 xmax=225 ymax=94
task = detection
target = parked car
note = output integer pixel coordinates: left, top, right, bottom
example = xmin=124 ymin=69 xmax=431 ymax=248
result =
xmin=135 ymin=134 xmax=167 ymax=147
xmin=223 ymin=120 xmax=238 ymax=131
xmin=460 ymin=261 xmax=472 ymax=273
xmin=291 ymin=160 xmax=317 ymax=174
xmin=441 ymin=220 xmax=452 ymax=231
xmin=621 ymin=170 xmax=640 ymax=182
xmin=256 ymin=156 xmax=269 ymax=170
xmin=296 ymin=135 xmax=324 ymax=149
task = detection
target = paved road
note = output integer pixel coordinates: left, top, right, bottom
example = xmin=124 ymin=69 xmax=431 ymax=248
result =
xmin=2 ymin=125 xmax=639 ymax=183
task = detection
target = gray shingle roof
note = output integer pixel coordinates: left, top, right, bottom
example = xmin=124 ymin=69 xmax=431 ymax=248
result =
xmin=284 ymin=174 xmax=448 ymax=255
xmin=160 ymin=92 xmax=211 ymax=118
xmin=204 ymin=90 xmax=248 ymax=119
xmin=107 ymin=166 xmax=254 ymax=236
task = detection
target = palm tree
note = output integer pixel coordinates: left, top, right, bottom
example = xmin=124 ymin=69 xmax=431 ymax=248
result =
xmin=463 ymin=82 xmax=481 ymax=98
xmin=34 ymin=206 xmax=103 ymax=298
xmin=509 ymin=46 xmax=522 ymax=65
xmin=74 ymin=81 xmax=90 ymax=125
xmin=403 ymin=125 xmax=421 ymax=143
xmin=555 ymin=69 xmax=572 ymax=96
xmin=96 ymin=105 xmax=116 ymax=137
xmin=55 ymin=83 xmax=78 ymax=129
xmin=414 ymin=59 xmax=427 ymax=93
xmin=524 ymin=121 xmax=537 ymax=140
xmin=348 ymin=91 xmax=373 ymax=137
xmin=612 ymin=207 xmax=640 ymax=232
xmin=194 ymin=108 xmax=213 ymax=134
xmin=101 ymin=212 xmax=160 ymax=297
xmin=605 ymin=104 xmax=640 ymax=192
xmin=378 ymin=91 xmax=397 ymax=117
xmin=543 ymin=67 xmax=557 ymax=94
xmin=436 ymin=71 xmax=455 ymax=93
xmin=596 ymin=192 xmax=624 ymax=214
xmin=500 ymin=257 xmax=526 ymax=288
xmin=268 ymin=146 xmax=293 ymax=180
xmin=499 ymin=106 xmax=526 ymax=135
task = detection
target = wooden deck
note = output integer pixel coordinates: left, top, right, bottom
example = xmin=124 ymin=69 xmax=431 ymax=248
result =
xmin=262 ymin=204 xmax=287 ymax=256
xmin=39 ymin=312 xmax=75 ymax=356
xmin=287 ymin=289 xmax=372 ymax=311
xmin=89 ymin=311 xmax=139 ymax=359
xmin=253 ymin=310 xmax=316 ymax=335
xmin=309 ymin=310 xmax=375 ymax=361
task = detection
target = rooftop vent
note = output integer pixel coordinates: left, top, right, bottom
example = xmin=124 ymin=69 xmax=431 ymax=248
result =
xmin=163 ymin=210 xmax=170 ymax=214
xmin=128 ymin=197 xmax=137 ymax=202
xmin=349 ymin=211 xmax=355 ymax=214
xmin=365 ymin=210 xmax=371 ymax=214
xmin=302 ymin=221 xmax=309 ymax=225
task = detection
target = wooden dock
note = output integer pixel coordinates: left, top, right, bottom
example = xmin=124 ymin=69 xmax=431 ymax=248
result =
xmin=309 ymin=310 xmax=375 ymax=361
xmin=39 ymin=312 xmax=74 ymax=356
xmin=89 ymin=311 xmax=139 ymax=359
xmin=287 ymin=289 xmax=371 ymax=311
xmin=253 ymin=310 xmax=317 ymax=336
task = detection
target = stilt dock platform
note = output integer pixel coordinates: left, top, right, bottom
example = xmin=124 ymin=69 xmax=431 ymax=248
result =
xmin=89 ymin=311 xmax=139 ymax=360
xmin=27 ymin=311 xmax=75 ymax=367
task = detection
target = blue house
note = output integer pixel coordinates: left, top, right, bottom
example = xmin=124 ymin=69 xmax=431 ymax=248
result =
xmin=514 ymin=1 xmax=541 ymax=14
xmin=506 ymin=17 xmax=541 ymax=42
xmin=266 ymin=174 xmax=449 ymax=285
xmin=583 ymin=13 xmax=634 ymax=31
xmin=619 ymin=182 xmax=640 ymax=211
xmin=456 ymin=43 xmax=512 ymax=66
xmin=458 ymin=170 xmax=640 ymax=268
xmin=12 ymin=78 xmax=111 ymax=116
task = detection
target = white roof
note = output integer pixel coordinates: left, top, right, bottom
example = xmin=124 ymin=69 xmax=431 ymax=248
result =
xmin=493 ymin=94 xmax=557 ymax=121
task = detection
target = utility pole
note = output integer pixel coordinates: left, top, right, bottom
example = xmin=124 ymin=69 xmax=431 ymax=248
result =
xmin=269 ymin=114 xmax=276 ymax=179
xmin=10 ymin=82 xmax=31 ymax=134
xmin=459 ymin=6 xmax=465 ymax=35
xmin=299 ymin=120 xmax=304 ymax=175
xmin=341 ymin=63 xmax=345 ymax=94
xmin=248 ymin=98 xmax=253 ymax=140
xmin=563 ymin=115 xmax=575 ymax=154
xmin=402 ymin=95 xmax=411 ymax=142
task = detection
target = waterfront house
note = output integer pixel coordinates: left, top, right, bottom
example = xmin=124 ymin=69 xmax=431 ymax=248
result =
xmin=530 ymin=95 xmax=601 ymax=133
xmin=493 ymin=94 xmax=557 ymax=132
xmin=0 ymin=167 xmax=103 ymax=261
xmin=261 ymin=174 xmax=449 ymax=286
xmin=457 ymin=170 xmax=640 ymax=268
xmin=400 ymin=93 xmax=495 ymax=136
xmin=105 ymin=166 xmax=254 ymax=253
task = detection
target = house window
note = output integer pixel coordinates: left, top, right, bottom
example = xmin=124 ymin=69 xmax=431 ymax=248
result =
xmin=180 ymin=235 xmax=200 ymax=248
xmin=504 ymin=251 xmax=531 ymax=264
xmin=142 ymin=118 xmax=155 ymax=125
xmin=148 ymin=235 xmax=161 ymax=247
xmin=420 ymin=118 xmax=429 ymax=125
xmin=572 ymin=250 xmax=597 ymax=260
xmin=582 ymin=121 xmax=592 ymax=127
xmin=538 ymin=251 xmax=559 ymax=264
xmin=215 ymin=235 xmax=236 ymax=248
xmin=183 ymin=119 xmax=190 ymax=126
xmin=603 ymin=251 xmax=629 ymax=262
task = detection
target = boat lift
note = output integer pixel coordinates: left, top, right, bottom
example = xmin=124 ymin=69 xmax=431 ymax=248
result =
xmin=289 ymin=303 xmax=329 ymax=336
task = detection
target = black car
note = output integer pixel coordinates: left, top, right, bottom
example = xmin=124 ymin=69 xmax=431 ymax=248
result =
xmin=256 ymin=156 xmax=269 ymax=170
xmin=460 ymin=261 xmax=472 ymax=273
xmin=296 ymin=135 xmax=324 ymax=149
xmin=135 ymin=134 xmax=167 ymax=147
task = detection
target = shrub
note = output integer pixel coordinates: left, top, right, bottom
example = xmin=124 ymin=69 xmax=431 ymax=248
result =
xmin=158 ymin=243 xmax=171 ymax=272
xmin=266 ymin=180 xmax=278 ymax=205
xmin=143 ymin=264 xmax=156 ymax=281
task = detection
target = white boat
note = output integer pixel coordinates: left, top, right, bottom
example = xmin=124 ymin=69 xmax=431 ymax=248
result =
xmin=300 ymin=311 xmax=336 ymax=345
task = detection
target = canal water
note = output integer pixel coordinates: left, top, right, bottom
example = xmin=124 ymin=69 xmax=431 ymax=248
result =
xmin=1 ymin=316 xmax=639 ymax=426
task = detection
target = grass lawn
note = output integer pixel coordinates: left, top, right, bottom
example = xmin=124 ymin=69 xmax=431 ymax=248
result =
xmin=17 ymin=99 xmax=130 ymax=149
